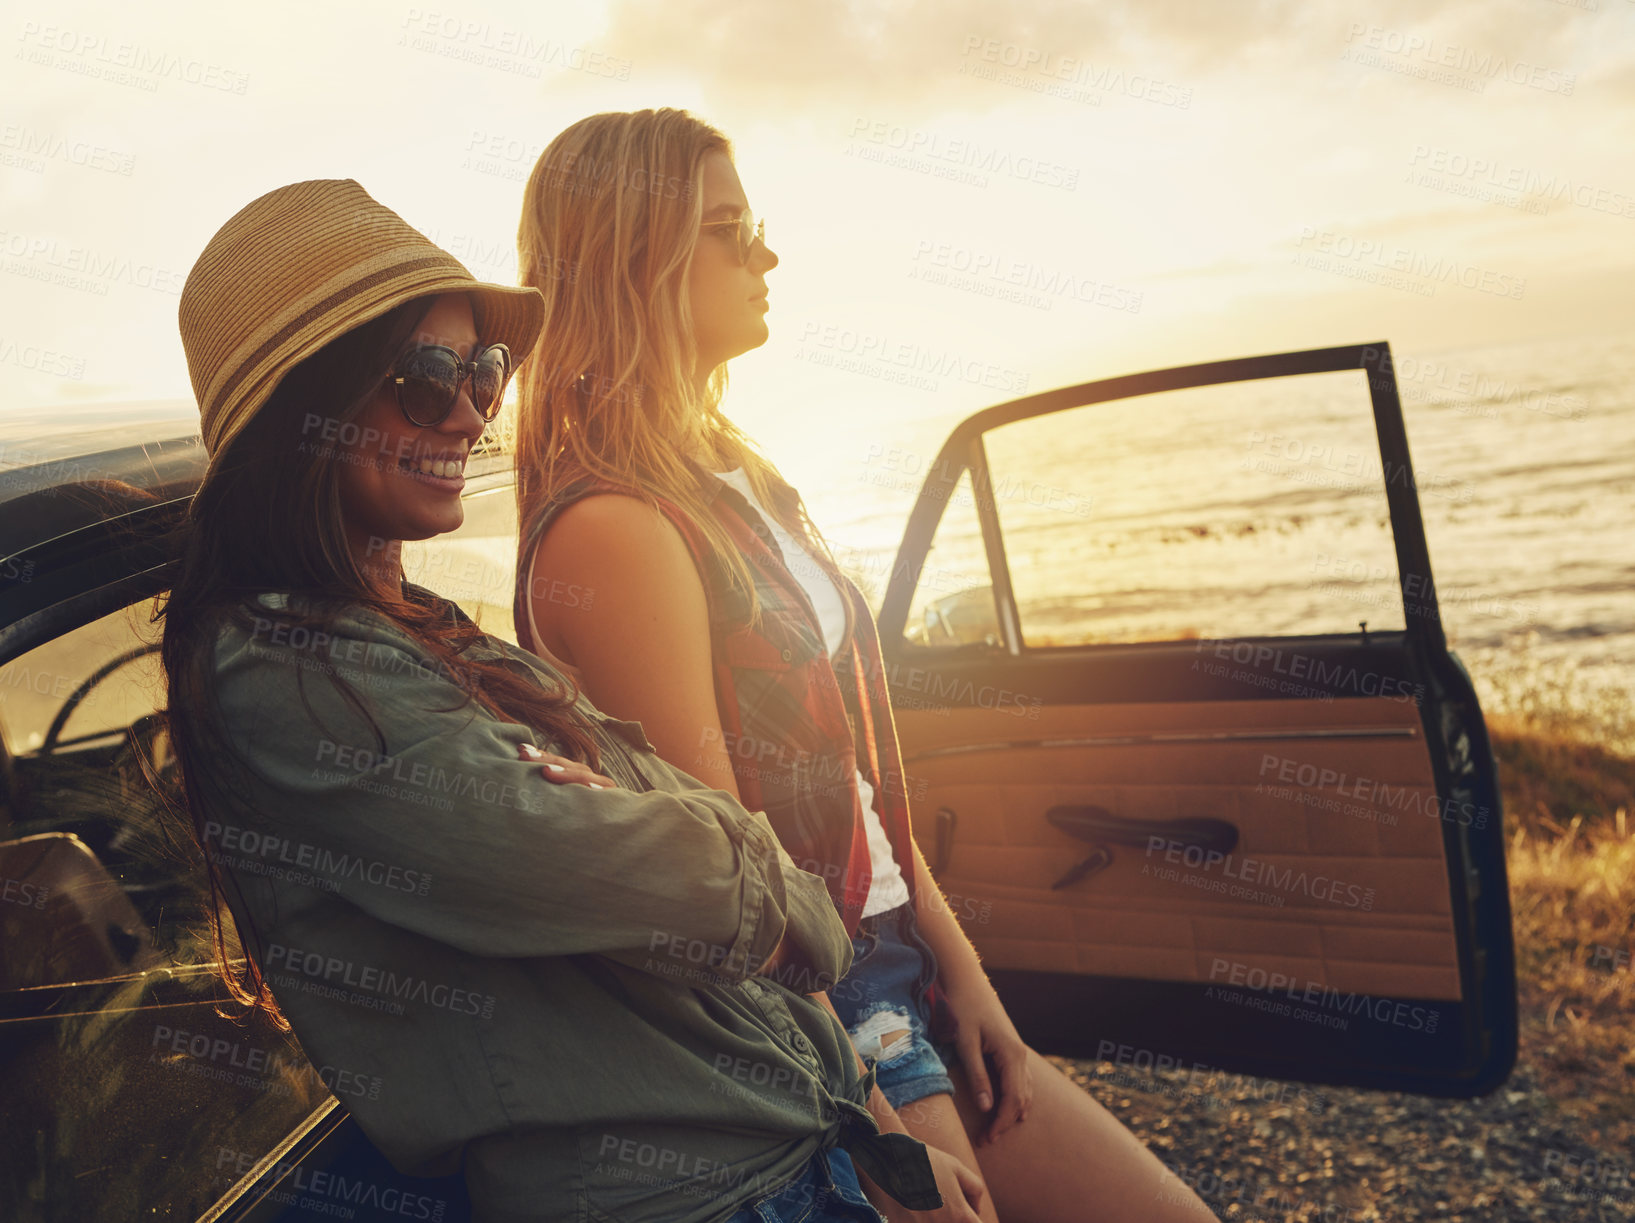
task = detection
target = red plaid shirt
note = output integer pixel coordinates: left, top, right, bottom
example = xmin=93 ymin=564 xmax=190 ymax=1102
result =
xmin=517 ymin=461 xmax=953 ymax=1040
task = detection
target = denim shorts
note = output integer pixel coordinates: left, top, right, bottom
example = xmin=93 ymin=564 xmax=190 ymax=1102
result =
xmin=828 ymin=903 xmax=957 ymax=1109
xmin=723 ymin=1147 xmax=883 ymax=1223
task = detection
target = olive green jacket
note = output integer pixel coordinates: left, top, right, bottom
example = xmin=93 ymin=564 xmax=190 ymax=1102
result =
xmin=198 ymin=588 xmax=936 ymax=1222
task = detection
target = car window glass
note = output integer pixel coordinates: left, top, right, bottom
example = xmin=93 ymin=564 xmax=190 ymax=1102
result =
xmin=903 ymin=468 xmax=1002 ymax=648
xmin=0 ymin=604 xmax=165 ymax=754
xmin=979 ymin=370 xmax=1407 ymax=647
xmin=0 ymin=603 xmax=208 ymax=969
xmin=0 ymin=598 xmax=331 ymax=1220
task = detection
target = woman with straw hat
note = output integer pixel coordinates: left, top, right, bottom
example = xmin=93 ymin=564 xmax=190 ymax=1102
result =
xmin=161 ymin=177 xmax=946 ymax=1223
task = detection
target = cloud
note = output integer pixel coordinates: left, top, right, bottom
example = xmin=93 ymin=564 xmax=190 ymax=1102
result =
xmin=600 ymin=0 xmax=1159 ymax=119
xmin=598 ymin=0 xmax=1599 ymax=119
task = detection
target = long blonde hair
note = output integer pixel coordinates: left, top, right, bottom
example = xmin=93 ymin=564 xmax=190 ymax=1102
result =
xmin=515 ymin=107 xmax=852 ymax=639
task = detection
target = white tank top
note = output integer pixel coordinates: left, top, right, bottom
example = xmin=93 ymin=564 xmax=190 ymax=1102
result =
xmin=712 ymin=467 xmax=910 ymax=918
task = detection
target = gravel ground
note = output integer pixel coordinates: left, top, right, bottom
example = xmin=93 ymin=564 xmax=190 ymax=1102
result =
xmin=1054 ymin=1053 xmax=1634 ymax=1222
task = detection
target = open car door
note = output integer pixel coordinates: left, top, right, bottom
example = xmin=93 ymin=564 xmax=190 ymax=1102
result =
xmin=877 ymin=342 xmax=1516 ymax=1097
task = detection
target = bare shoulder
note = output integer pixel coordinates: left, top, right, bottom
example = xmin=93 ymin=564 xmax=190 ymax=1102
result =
xmin=536 ymin=493 xmax=689 ymax=566
xmin=531 ymin=493 xmax=706 ymax=615
xmin=527 ymin=492 xmax=721 ymax=746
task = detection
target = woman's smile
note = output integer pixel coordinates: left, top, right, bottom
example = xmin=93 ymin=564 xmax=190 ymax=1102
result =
xmin=396 ymin=445 xmax=469 ymax=490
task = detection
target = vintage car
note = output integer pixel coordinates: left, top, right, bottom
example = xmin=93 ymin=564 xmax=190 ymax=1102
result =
xmin=0 ymin=342 xmax=1514 ymax=1219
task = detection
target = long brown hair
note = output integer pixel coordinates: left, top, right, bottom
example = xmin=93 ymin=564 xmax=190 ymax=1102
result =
xmin=157 ymin=294 xmax=599 ymax=1025
xmin=513 ymin=107 xmax=853 ymax=642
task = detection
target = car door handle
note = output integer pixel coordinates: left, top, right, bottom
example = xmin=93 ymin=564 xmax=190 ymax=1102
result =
xmin=1045 ymin=806 xmax=1240 ymax=891
xmin=1046 ymin=806 xmax=1240 ymax=855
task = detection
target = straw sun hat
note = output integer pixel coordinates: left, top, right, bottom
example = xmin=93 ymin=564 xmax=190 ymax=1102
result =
xmin=179 ymin=178 xmax=544 ymax=464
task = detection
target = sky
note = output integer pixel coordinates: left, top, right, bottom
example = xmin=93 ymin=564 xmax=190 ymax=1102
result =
xmin=1 ymin=0 xmax=1632 ymax=487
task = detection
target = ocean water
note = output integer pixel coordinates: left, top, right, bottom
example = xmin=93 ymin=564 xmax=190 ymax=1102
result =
xmin=792 ymin=331 xmax=1634 ymax=740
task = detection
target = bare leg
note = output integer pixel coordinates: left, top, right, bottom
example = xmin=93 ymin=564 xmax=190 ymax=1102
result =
xmin=895 ymin=1090 xmax=1001 ymax=1223
xmin=935 ymin=1054 xmax=1217 ymax=1223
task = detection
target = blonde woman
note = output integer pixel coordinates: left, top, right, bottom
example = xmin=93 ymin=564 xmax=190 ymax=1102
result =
xmin=511 ymin=109 xmax=1213 ymax=1223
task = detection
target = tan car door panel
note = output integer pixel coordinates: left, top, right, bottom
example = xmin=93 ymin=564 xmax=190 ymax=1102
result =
xmin=901 ymin=694 xmax=1462 ymax=1001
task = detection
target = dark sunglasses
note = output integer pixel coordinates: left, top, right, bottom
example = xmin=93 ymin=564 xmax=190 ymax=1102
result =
xmin=385 ymin=342 xmax=513 ymax=427
xmin=699 ymin=208 xmax=766 ymax=265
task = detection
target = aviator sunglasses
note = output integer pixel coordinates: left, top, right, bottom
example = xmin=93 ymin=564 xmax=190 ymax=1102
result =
xmin=699 ymin=208 xmax=766 ymax=265
xmin=385 ymin=342 xmax=514 ymax=427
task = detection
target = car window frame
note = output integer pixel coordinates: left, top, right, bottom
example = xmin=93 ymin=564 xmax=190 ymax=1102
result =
xmin=877 ymin=342 xmax=1444 ymax=658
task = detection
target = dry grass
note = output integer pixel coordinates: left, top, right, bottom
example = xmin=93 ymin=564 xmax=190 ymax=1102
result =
xmin=1492 ymin=707 xmax=1635 ymax=1152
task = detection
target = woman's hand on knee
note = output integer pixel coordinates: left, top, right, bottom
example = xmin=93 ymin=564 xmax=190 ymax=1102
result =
xmin=869 ymin=1145 xmax=987 ymax=1223
xmin=948 ymin=979 xmax=1035 ymax=1146
xmin=926 ymin=1147 xmax=988 ymax=1223
xmin=517 ymin=742 xmax=618 ymax=789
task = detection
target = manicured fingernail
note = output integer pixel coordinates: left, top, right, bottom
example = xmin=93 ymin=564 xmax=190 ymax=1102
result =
xmin=519 ymin=744 xmax=543 ymax=759
xmin=543 ymin=762 xmax=566 ymax=773
xmin=588 ymin=782 xmax=606 ymax=789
